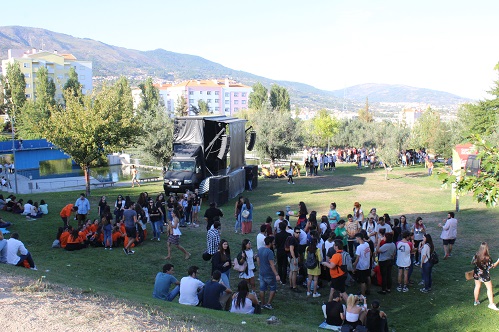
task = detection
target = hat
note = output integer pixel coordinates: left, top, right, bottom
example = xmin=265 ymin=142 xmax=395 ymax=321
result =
xmin=276 ymin=211 xmax=285 ymax=217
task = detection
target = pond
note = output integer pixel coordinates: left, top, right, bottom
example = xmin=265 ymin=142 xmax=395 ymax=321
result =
xmin=18 ymin=159 xmax=162 ymax=182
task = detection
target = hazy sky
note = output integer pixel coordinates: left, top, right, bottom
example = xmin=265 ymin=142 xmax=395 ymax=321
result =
xmin=3 ymin=0 xmax=499 ymax=99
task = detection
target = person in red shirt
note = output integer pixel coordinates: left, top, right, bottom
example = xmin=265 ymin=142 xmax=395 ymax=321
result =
xmin=59 ymin=226 xmax=72 ymax=249
xmin=60 ymin=204 xmax=78 ymax=227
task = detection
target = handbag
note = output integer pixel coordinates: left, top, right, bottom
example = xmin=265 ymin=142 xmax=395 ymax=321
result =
xmin=465 ymin=270 xmax=474 ymax=281
xmin=233 ymin=257 xmax=247 ymax=272
xmin=241 ymin=210 xmax=250 ymax=219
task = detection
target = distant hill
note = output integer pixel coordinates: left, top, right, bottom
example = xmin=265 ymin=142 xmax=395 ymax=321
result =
xmin=330 ymin=83 xmax=471 ymax=105
xmin=0 ymin=26 xmax=471 ymax=109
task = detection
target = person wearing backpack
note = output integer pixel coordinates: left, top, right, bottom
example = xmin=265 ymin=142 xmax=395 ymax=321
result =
xmin=322 ymin=239 xmax=348 ymax=303
xmin=305 ymin=238 xmax=322 ymax=297
xmin=420 ymin=233 xmax=435 ymax=293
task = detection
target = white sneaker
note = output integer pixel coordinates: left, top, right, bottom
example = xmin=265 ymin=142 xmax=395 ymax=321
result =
xmin=313 ymin=293 xmax=321 ymax=298
xmin=306 ymin=291 xmax=312 ymax=296
xmin=488 ymin=303 xmax=499 ymax=311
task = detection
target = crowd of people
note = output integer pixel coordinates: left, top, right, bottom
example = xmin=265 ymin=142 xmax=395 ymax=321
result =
xmin=0 ymin=194 xmax=48 ymax=219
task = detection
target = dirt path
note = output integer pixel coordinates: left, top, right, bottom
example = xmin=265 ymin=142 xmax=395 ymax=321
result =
xmin=0 ymin=274 xmax=195 ymax=332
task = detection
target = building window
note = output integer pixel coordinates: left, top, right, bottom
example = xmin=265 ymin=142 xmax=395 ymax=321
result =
xmin=242 ymin=100 xmax=246 ymax=104
xmin=26 ymin=83 xmax=30 ymax=88
xmin=234 ymin=100 xmax=239 ymax=105
xmin=189 ymin=91 xmax=194 ymax=95
xmin=225 ymin=100 xmax=229 ymax=104
xmin=242 ymin=92 xmax=247 ymax=97
xmin=234 ymin=92 xmax=239 ymax=97
xmin=189 ymin=99 xmax=194 ymax=103
xmin=225 ymin=92 xmax=229 ymax=97
xmin=234 ymin=107 xmax=239 ymax=111
xmin=199 ymin=91 xmax=203 ymax=94
xmin=207 ymin=91 xmax=211 ymax=95
xmin=25 ymin=94 xmax=31 ymax=98
xmin=215 ymin=91 xmax=219 ymax=95
xmin=23 ymin=63 xmax=29 ymax=68
xmin=24 ymin=73 xmax=30 ymax=78
xmin=225 ymin=108 xmax=230 ymax=112
xmin=207 ymin=99 xmax=212 ymax=103
xmin=215 ymin=107 xmax=219 ymax=112
xmin=215 ymin=99 xmax=219 ymax=103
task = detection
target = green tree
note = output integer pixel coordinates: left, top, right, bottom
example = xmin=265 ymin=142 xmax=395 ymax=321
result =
xmin=4 ymin=62 xmax=27 ymax=115
xmin=35 ymin=67 xmax=56 ymax=109
xmin=138 ymin=105 xmax=174 ymax=166
xmin=304 ymin=109 xmax=340 ymax=148
xmin=408 ymin=107 xmax=442 ymax=152
xmin=197 ymin=100 xmax=210 ymax=115
xmin=251 ymin=104 xmax=301 ymax=162
xmin=138 ymin=78 xmax=160 ymax=115
xmin=175 ymin=95 xmax=188 ymax=117
xmin=358 ymin=97 xmax=374 ymax=122
xmin=248 ymin=82 xmax=268 ymax=110
xmin=42 ymin=79 xmax=140 ymax=195
xmin=373 ymin=122 xmax=409 ymax=179
xmin=63 ymin=67 xmax=82 ymax=102
xmin=269 ymin=84 xmax=291 ymax=112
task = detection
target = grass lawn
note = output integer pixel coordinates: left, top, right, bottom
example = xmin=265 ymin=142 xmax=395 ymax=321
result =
xmin=1 ymin=162 xmax=499 ymax=332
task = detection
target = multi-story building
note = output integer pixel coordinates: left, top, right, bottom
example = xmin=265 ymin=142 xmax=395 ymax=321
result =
xmin=150 ymin=79 xmax=251 ymax=117
xmin=1 ymin=49 xmax=92 ymax=102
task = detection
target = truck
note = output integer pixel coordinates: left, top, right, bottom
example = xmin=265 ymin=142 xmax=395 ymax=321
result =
xmin=163 ymin=116 xmax=249 ymax=194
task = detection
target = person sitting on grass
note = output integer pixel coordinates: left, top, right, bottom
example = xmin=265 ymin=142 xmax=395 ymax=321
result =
xmin=39 ymin=200 xmax=49 ymax=215
xmin=59 ymin=226 xmax=72 ymax=249
xmin=65 ymin=229 xmax=87 ymax=251
xmin=0 ymin=230 xmax=8 ymax=263
xmin=153 ymin=263 xmax=180 ymax=302
xmin=365 ymin=300 xmax=389 ymax=332
xmin=319 ymin=290 xmax=345 ymax=331
xmin=0 ymin=216 xmax=12 ymax=228
xmin=6 ymin=232 xmax=37 ymax=270
xmin=230 ymin=280 xmax=260 ymax=314
xmin=201 ymin=270 xmax=233 ymax=311
xmin=179 ymin=266 xmax=204 ymax=306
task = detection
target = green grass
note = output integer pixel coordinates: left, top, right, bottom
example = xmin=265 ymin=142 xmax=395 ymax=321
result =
xmin=1 ymin=163 xmax=499 ymax=331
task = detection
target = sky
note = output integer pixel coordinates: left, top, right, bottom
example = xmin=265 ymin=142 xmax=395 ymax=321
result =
xmin=2 ymin=0 xmax=499 ymax=100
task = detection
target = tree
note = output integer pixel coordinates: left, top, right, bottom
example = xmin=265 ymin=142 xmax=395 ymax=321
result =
xmin=248 ymin=82 xmax=268 ymax=110
xmin=304 ymin=109 xmax=340 ymax=148
xmin=358 ymin=97 xmax=374 ymax=122
xmin=138 ymin=78 xmax=160 ymax=115
xmin=252 ymin=104 xmax=301 ymax=162
xmin=197 ymin=100 xmax=210 ymax=115
xmin=42 ymin=78 xmax=140 ymax=195
xmin=408 ymin=107 xmax=442 ymax=152
xmin=269 ymin=84 xmax=291 ymax=112
xmin=138 ymin=105 xmax=174 ymax=166
xmin=35 ymin=67 xmax=56 ymax=109
xmin=175 ymin=95 xmax=188 ymax=117
xmin=3 ymin=62 xmax=27 ymax=117
xmin=373 ymin=122 xmax=409 ymax=179
xmin=63 ymin=67 xmax=82 ymax=102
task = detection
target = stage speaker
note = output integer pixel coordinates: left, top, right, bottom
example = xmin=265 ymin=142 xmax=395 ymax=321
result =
xmin=247 ymin=131 xmax=256 ymax=151
xmin=217 ymin=135 xmax=231 ymax=159
xmin=209 ymin=176 xmax=229 ymax=205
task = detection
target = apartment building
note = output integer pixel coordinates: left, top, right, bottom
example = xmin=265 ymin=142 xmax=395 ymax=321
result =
xmin=134 ymin=79 xmax=251 ymax=117
xmin=1 ymin=48 xmax=92 ymax=101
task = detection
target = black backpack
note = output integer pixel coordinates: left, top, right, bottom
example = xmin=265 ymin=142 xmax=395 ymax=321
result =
xmin=305 ymin=249 xmax=318 ymax=269
xmin=430 ymin=251 xmax=439 ymax=265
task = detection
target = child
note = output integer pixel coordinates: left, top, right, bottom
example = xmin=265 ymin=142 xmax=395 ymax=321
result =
xmin=103 ymin=217 xmax=113 ymax=250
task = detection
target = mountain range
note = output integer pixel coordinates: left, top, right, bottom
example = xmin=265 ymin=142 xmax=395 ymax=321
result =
xmin=0 ymin=26 xmax=471 ymax=109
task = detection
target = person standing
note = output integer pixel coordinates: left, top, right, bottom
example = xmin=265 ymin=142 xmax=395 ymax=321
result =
xmin=204 ymin=202 xmax=224 ymax=231
xmin=131 ymin=164 xmax=140 ymax=187
xmin=60 ymin=203 xmax=77 ymax=227
xmin=241 ymin=197 xmax=253 ymax=235
xmin=438 ymin=212 xmax=458 ymax=259
xmin=377 ymin=233 xmax=396 ymax=295
xmin=74 ymin=193 xmax=90 ymax=228
xmin=153 ymin=263 xmax=180 ymax=302
xmin=274 ymin=221 xmax=290 ymax=284
xmin=353 ymin=233 xmax=371 ymax=296
xmin=287 ymin=161 xmax=295 ymax=184
xmin=472 ymin=242 xmax=499 ymax=310
xmin=122 ymin=203 xmax=137 ymax=255
xmin=257 ymin=236 xmax=280 ymax=310
xmin=166 ymin=207 xmax=191 ymax=260
xmin=420 ymin=234 xmax=435 ymax=293
xmin=206 ymin=220 xmax=221 ymax=258
xmin=211 ymin=239 xmax=232 ymax=289
xmin=288 ymin=227 xmax=301 ymax=292
xmin=396 ymin=231 xmax=413 ymax=292
xmin=148 ymin=199 xmax=163 ymax=242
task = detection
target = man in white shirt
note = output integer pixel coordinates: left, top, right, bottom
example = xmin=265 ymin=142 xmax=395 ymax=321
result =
xmin=374 ymin=217 xmax=393 ymax=237
xmin=438 ymin=212 xmax=458 ymax=259
xmin=274 ymin=211 xmax=289 ymax=234
xmin=353 ymin=233 xmax=371 ymax=296
xmin=179 ymin=266 xmax=204 ymax=306
xmin=6 ymin=233 xmax=37 ymax=270
xmin=396 ymin=231 xmax=413 ymax=293
xmin=256 ymin=224 xmax=267 ymax=250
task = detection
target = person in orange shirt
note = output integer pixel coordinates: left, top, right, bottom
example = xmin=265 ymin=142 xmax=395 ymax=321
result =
xmin=59 ymin=226 xmax=73 ymax=249
xmin=65 ymin=229 xmax=86 ymax=251
xmin=322 ymin=239 xmax=348 ymax=303
xmin=112 ymin=225 xmax=124 ymax=247
xmin=60 ymin=204 xmax=78 ymax=227
xmin=88 ymin=219 xmax=99 ymax=233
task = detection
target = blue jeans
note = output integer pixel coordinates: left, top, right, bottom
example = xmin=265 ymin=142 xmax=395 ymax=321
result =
xmin=16 ymin=252 xmax=35 ymax=268
xmin=166 ymin=285 xmax=180 ymax=302
xmin=235 ymin=215 xmax=242 ymax=232
xmin=152 ymin=220 xmax=162 ymax=239
xmin=103 ymin=226 xmax=112 ymax=247
xmin=221 ymin=270 xmax=230 ymax=289
xmin=422 ymin=261 xmax=433 ymax=289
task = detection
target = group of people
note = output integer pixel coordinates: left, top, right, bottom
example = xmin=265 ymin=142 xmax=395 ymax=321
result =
xmin=0 ymin=195 xmax=48 ymax=218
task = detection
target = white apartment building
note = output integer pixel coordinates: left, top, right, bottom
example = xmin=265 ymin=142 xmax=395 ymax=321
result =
xmin=1 ymin=49 xmax=92 ymax=101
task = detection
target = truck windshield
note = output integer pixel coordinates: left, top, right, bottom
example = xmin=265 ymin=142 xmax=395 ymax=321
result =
xmin=167 ymin=161 xmax=196 ymax=172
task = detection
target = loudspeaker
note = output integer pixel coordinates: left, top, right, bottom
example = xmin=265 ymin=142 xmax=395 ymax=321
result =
xmin=217 ymin=135 xmax=231 ymax=159
xmin=209 ymin=176 xmax=229 ymax=206
xmin=247 ymin=131 xmax=256 ymax=151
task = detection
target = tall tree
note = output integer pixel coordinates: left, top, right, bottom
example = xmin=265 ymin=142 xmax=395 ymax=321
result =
xmin=304 ymin=109 xmax=340 ymax=148
xmin=175 ymin=95 xmax=188 ymax=117
xmin=138 ymin=104 xmax=174 ymax=166
xmin=269 ymin=84 xmax=291 ymax=111
xmin=358 ymin=97 xmax=374 ymax=122
xmin=35 ymin=66 xmax=56 ymax=109
xmin=4 ymin=62 xmax=27 ymax=114
xmin=197 ymin=100 xmax=210 ymax=115
xmin=373 ymin=122 xmax=409 ymax=179
xmin=63 ymin=67 xmax=82 ymax=102
xmin=252 ymin=104 xmax=301 ymax=162
xmin=138 ymin=78 xmax=160 ymax=115
xmin=248 ymin=82 xmax=268 ymax=110
xmin=41 ymin=78 xmax=140 ymax=195
xmin=408 ymin=107 xmax=442 ymax=152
